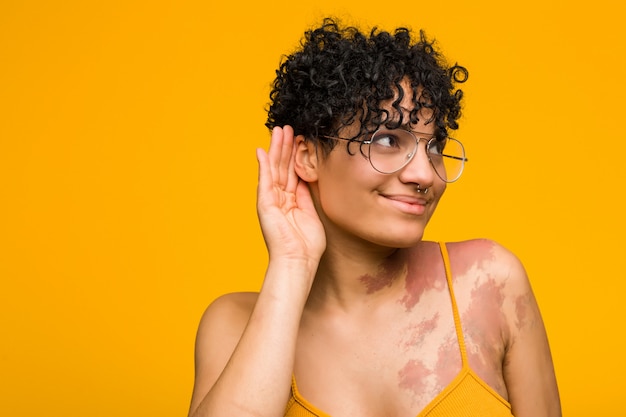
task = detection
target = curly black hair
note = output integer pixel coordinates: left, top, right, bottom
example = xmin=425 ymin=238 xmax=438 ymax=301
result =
xmin=266 ymin=18 xmax=468 ymax=152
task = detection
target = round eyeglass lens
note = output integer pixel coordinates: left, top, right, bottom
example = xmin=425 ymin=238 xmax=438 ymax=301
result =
xmin=429 ymin=137 xmax=465 ymax=182
xmin=368 ymin=129 xmax=466 ymax=182
xmin=367 ymin=129 xmax=417 ymax=174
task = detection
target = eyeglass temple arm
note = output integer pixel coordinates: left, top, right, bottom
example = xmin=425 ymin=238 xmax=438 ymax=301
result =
xmin=442 ymin=153 xmax=468 ymax=162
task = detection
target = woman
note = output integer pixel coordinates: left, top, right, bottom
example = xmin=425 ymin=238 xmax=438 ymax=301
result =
xmin=188 ymin=18 xmax=561 ymax=417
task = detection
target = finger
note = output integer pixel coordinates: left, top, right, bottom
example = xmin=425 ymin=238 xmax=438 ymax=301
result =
xmin=256 ymin=147 xmax=272 ymax=202
xmin=284 ymin=128 xmax=300 ymax=193
xmin=285 ymin=137 xmax=299 ymax=193
xmin=278 ymin=125 xmax=294 ymax=189
xmin=267 ymin=126 xmax=284 ymax=187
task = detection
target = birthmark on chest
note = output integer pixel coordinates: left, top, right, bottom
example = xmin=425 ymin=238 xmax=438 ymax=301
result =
xmin=401 ymin=313 xmax=440 ymax=350
xmin=434 ymin=335 xmax=462 ymax=388
xmin=398 ymin=335 xmax=462 ymax=404
xmin=398 ymin=359 xmax=433 ymax=396
xmin=359 ymin=252 xmax=407 ymax=294
xmin=400 ymin=257 xmax=444 ymax=311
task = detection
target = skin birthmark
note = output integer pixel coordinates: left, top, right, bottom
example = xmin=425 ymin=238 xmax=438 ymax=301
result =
xmin=515 ymin=292 xmax=536 ymax=330
xmin=434 ymin=335 xmax=462 ymax=389
xmin=451 ymin=239 xmax=497 ymax=277
xmin=359 ymin=252 xmax=407 ymax=294
xmin=401 ymin=248 xmax=444 ymax=311
xmin=464 ymin=278 xmax=506 ymax=352
xmin=462 ymin=277 xmax=507 ymax=391
xmin=398 ymin=359 xmax=432 ymax=396
xmin=466 ymin=278 xmax=506 ymax=329
xmin=401 ymin=313 xmax=440 ymax=351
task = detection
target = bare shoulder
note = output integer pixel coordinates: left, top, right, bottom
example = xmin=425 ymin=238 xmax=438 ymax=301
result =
xmin=445 ymin=238 xmax=529 ymax=290
xmin=201 ymin=292 xmax=259 ymax=321
xmin=443 ymin=239 xmax=534 ymax=349
xmin=195 ymin=292 xmax=259 ymax=346
xmin=189 ymin=292 xmax=259 ymax=412
xmin=446 ymin=239 xmax=561 ymax=415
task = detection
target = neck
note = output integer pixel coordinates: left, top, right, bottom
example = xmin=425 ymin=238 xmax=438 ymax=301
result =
xmin=306 ymin=239 xmax=412 ymax=312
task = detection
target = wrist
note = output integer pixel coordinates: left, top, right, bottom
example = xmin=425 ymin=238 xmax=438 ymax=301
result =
xmin=259 ymin=257 xmax=319 ymax=297
xmin=266 ymin=255 xmax=320 ymax=276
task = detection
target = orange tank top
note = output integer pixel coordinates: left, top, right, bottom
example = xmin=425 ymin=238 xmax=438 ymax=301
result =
xmin=284 ymin=242 xmax=514 ymax=417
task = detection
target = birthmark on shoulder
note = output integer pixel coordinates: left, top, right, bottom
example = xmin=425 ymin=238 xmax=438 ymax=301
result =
xmin=462 ymin=276 xmax=507 ymax=366
xmin=515 ymin=292 xmax=537 ymax=331
xmin=466 ymin=277 xmax=506 ymax=328
xmin=359 ymin=251 xmax=407 ymax=294
xmin=449 ymin=239 xmax=497 ymax=278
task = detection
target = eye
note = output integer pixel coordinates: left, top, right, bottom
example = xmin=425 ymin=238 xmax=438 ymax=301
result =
xmin=428 ymin=138 xmax=446 ymax=156
xmin=371 ymin=132 xmax=402 ymax=150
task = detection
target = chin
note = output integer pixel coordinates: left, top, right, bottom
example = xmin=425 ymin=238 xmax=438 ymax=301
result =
xmin=370 ymin=227 xmax=426 ymax=249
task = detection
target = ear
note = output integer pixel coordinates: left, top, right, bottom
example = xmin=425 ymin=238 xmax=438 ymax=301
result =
xmin=294 ymin=135 xmax=319 ymax=182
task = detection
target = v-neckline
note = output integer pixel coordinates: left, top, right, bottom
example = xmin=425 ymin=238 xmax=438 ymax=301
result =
xmin=290 ymin=364 xmax=469 ymax=417
xmin=290 ymin=364 xmax=511 ymax=417
xmin=288 ymin=242 xmax=511 ymax=417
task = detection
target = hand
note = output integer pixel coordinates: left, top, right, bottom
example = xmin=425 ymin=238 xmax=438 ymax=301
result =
xmin=256 ymin=126 xmax=326 ymax=265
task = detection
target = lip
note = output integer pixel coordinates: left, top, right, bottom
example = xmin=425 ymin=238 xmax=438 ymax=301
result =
xmin=380 ymin=193 xmax=428 ymax=215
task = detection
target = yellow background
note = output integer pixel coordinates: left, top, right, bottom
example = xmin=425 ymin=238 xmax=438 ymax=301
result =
xmin=1 ymin=0 xmax=624 ymax=415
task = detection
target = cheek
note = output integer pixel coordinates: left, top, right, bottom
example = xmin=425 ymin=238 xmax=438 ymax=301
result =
xmin=315 ymin=176 xmax=368 ymax=223
xmin=424 ymin=182 xmax=446 ymax=218
xmin=315 ymin=157 xmax=378 ymax=213
xmin=435 ymin=182 xmax=447 ymax=199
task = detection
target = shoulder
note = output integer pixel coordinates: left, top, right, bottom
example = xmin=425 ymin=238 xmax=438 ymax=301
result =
xmin=444 ymin=241 xmax=562 ymax=415
xmin=443 ymin=239 xmax=534 ymax=339
xmin=194 ymin=292 xmax=259 ymax=362
xmin=191 ymin=293 xmax=259 ymax=391
xmin=445 ymin=238 xmax=528 ymax=287
xmin=188 ymin=293 xmax=260 ymax=413
xmin=204 ymin=292 xmax=259 ymax=315
xmin=196 ymin=292 xmax=259 ymax=340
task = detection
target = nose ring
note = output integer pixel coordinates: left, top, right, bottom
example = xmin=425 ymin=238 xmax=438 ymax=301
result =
xmin=417 ymin=184 xmax=429 ymax=194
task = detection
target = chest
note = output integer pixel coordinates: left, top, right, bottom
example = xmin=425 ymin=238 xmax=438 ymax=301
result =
xmin=293 ymin=290 xmax=508 ymax=416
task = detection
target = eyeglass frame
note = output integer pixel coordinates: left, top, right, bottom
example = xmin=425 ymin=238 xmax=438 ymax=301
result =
xmin=321 ymin=127 xmax=468 ymax=183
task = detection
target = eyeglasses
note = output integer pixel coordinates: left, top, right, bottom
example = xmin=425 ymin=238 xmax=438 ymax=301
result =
xmin=324 ymin=128 xmax=467 ymax=183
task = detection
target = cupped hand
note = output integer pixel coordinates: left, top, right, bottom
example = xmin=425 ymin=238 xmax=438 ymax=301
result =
xmin=256 ymin=126 xmax=326 ymax=264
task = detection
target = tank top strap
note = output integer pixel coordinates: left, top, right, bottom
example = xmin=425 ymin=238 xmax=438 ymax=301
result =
xmin=438 ymin=241 xmax=469 ymax=365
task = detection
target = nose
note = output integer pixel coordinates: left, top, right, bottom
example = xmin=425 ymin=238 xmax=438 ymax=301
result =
xmin=397 ymin=139 xmax=436 ymax=188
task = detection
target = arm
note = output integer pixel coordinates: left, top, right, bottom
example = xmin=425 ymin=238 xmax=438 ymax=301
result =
xmin=188 ymin=126 xmax=326 ymax=417
xmin=496 ymin=244 xmax=561 ymax=417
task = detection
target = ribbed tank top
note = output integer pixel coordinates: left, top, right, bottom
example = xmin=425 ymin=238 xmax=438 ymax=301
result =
xmin=284 ymin=242 xmax=514 ymax=417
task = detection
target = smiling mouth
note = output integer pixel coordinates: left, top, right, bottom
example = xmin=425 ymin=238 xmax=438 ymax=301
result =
xmin=381 ymin=193 xmax=428 ymax=204
xmin=380 ymin=194 xmax=428 ymax=215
